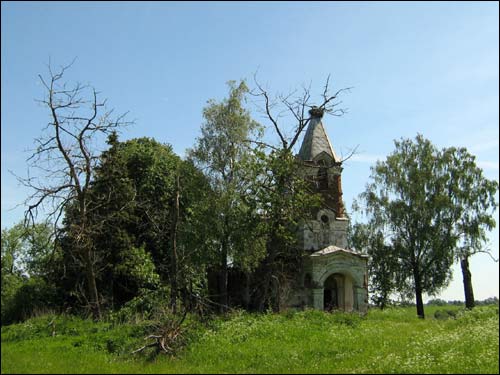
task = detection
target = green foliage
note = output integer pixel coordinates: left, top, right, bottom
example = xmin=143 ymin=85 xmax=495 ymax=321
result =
xmin=188 ymin=80 xmax=268 ymax=309
xmin=189 ymin=80 xmax=262 ymax=191
xmin=91 ymin=136 xmax=181 ymax=270
xmin=1 ymin=222 xmax=60 ymax=324
xmin=440 ymin=147 xmax=498 ymax=308
xmin=1 ymin=223 xmax=25 ymax=276
xmin=1 ymin=273 xmax=25 ymax=324
xmin=454 ymin=303 xmax=498 ymax=323
xmin=1 ymin=221 xmax=54 ymax=278
xmin=427 ymin=298 xmax=448 ymax=306
xmin=113 ymin=245 xmax=160 ymax=289
xmin=441 ymin=146 xmax=499 ymax=260
xmin=58 ymin=135 xmax=215 ymax=313
xmin=476 ymin=296 xmax=499 ymax=306
xmin=2 ymin=277 xmax=62 ymax=324
xmin=355 ymin=135 xmax=476 ymax=317
xmin=108 ymin=287 xmax=171 ymax=324
xmin=248 ymin=148 xmax=323 ymax=310
xmin=355 ymin=135 xmax=498 ymax=317
xmin=433 ymin=309 xmax=458 ymax=320
xmin=349 ymin=222 xmax=397 ymax=308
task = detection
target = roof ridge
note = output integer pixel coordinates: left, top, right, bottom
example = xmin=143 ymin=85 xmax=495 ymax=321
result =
xmin=311 ymin=245 xmax=369 ymax=258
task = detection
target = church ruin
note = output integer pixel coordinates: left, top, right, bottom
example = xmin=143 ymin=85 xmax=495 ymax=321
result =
xmin=287 ymin=107 xmax=369 ymax=313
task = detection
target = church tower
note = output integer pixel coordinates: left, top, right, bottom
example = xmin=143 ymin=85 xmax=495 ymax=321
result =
xmin=297 ymin=107 xmax=349 ymax=251
xmin=289 ymin=107 xmax=368 ymax=313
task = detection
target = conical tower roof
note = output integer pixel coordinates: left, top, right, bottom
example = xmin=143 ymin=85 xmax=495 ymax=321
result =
xmin=298 ymin=108 xmax=339 ymax=162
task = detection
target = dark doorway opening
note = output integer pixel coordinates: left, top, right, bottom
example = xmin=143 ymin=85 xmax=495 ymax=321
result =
xmin=324 ymin=276 xmax=338 ymax=311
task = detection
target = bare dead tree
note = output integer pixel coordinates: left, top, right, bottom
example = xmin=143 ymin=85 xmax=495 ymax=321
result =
xmin=15 ymin=60 xmax=131 ymax=320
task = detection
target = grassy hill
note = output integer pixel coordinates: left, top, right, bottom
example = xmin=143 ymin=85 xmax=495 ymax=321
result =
xmin=1 ymin=304 xmax=498 ymax=374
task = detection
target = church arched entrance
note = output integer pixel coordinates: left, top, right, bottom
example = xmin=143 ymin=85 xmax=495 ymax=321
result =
xmin=323 ymin=273 xmax=344 ymax=311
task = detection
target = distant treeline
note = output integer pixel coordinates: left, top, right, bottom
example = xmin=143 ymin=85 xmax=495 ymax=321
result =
xmin=366 ymin=296 xmax=499 ymax=309
xmin=426 ymin=296 xmax=499 ymax=306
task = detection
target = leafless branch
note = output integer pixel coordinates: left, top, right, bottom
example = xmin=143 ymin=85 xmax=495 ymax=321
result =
xmin=251 ymin=73 xmax=287 ymax=149
xmin=339 ymin=144 xmax=360 ymax=163
xmin=242 ymin=139 xmax=280 ymax=152
xmin=251 ymin=74 xmax=351 ymax=154
xmin=13 ymin=60 xmax=132 ymax=320
xmin=474 ymin=248 xmax=499 ymax=262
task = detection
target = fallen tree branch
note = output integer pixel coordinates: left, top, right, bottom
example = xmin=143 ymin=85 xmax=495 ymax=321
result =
xmin=131 ymin=309 xmax=188 ymax=356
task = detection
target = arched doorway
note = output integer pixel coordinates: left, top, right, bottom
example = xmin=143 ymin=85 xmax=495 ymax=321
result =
xmin=324 ymin=273 xmax=344 ymax=311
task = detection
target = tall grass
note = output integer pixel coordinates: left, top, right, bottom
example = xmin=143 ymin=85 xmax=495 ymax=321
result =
xmin=2 ymin=305 xmax=498 ymax=374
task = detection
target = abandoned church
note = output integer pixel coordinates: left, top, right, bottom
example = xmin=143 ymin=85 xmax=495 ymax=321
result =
xmin=289 ymin=107 xmax=369 ymax=313
xmin=226 ymin=108 xmax=369 ymax=313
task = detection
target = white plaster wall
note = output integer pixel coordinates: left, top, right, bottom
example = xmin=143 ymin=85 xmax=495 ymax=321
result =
xmin=299 ymin=215 xmax=348 ymax=251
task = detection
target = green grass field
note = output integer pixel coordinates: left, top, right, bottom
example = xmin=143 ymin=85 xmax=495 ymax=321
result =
xmin=1 ymin=305 xmax=498 ymax=374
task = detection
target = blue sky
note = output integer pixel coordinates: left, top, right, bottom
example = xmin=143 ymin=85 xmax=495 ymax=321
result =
xmin=2 ymin=1 xmax=498 ymax=301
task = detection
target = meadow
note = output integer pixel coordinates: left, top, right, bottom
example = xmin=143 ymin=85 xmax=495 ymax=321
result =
xmin=1 ymin=304 xmax=498 ymax=374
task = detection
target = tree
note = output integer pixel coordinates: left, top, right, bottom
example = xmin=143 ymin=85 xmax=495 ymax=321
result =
xmin=64 ymin=135 xmax=178 ymax=310
xmin=17 ymin=61 xmax=131 ymax=319
xmin=61 ymin=135 xmax=215 ymax=313
xmin=188 ymin=80 xmax=266 ymax=311
xmin=1 ymin=223 xmax=26 ymax=323
xmin=355 ymin=136 xmax=498 ymax=316
xmin=348 ymin=221 xmax=398 ymax=309
xmin=1 ymin=223 xmax=25 ymax=276
xmin=1 ymin=222 xmax=60 ymax=323
xmin=1 ymin=221 xmax=55 ymax=280
xmin=357 ymin=135 xmax=466 ymax=318
xmin=441 ymin=147 xmax=498 ymax=309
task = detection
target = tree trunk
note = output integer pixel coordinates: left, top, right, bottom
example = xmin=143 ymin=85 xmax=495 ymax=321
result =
xmin=415 ymin=287 xmax=425 ymax=319
xmin=258 ymin=230 xmax=280 ymax=312
xmin=219 ymin=237 xmax=228 ymax=312
xmin=460 ymin=256 xmax=475 ymax=309
xmin=243 ymin=272 xmax=251 ymax=310
xmin=80 ymin=209 xmax=101 ymax=320
xmin=84 ymin=249 xmax=101 ymax=320
xmin=258 ymin=269 xmax=271 ymax=312
xmin=413 ymin=268 xmax=425 ymax=319
xmin=257 ymin=174 xmax=287 ymax=312
xmin=380 ymin=291 xmax=387 ymax=310
xmin=170 ymin=174 xmax=180 ymax=314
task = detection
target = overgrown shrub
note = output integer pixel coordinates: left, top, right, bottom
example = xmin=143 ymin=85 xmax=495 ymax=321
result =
xmin=434 ymin=309 xmax=459 ymax=320
xmin=1 ymin=273 xmax=25 ymax=324
xmin=455 ymin=304 xmax=498 ymax=322
xmin=2 ymin=277 xmax=62 ymax=325
xmin=107 ymin=286 xmax=171 ymax=324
